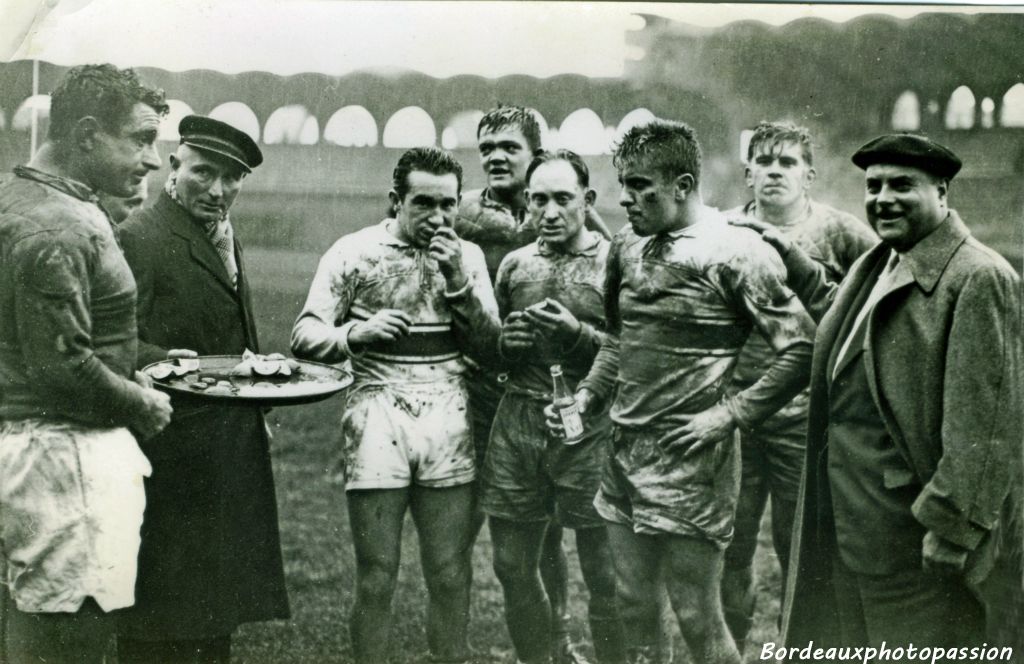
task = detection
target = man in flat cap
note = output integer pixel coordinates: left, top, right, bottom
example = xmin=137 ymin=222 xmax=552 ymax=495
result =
xmin=0 ymin=62 xmax=173 ymax=664
xmin=737 ymin=134 xmax=1022 ymax=654
xmin=116 ymin=115 xmax=289 ymax=663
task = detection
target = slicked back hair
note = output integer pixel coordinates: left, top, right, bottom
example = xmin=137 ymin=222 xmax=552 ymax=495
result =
xmin=526 ymin=149 xmax=590 ymax=188
xmin=747 ymin=120 xmax=815 ymax=167
xmin=392 ymin=147 xmax=464 ymax=200
xmin=477 ymin=105 xmax=543 ymax=153
xmin=613 ymin=119 xmax=702 ymax=187
xmin=48 ymin=64 xmax=169 ymax=143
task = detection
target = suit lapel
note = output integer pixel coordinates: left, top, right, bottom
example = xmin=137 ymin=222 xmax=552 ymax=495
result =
xmin=813 ymin=243 xmax=889 ymax=389
xmin=158 ymin=192 xmax=239 ymax=300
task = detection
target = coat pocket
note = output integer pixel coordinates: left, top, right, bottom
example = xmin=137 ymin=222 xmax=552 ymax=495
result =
xmin=882 ymin=466 xmax=917 ymax=489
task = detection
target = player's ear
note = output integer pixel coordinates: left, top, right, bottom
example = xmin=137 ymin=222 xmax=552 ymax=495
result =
xmin=674 ymin=173 xmax=695 ymax=200
xmin=72 ymin=116 xmax=102 ymax=152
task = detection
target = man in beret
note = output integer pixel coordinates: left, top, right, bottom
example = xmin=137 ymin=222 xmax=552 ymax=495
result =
xmin=116 ymin=115 xmax=289 ymax=663
xmin=736 ymin=134 xmax=1022 ymax=653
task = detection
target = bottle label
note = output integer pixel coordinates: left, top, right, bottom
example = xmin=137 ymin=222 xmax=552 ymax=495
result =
xmin=559 ymin=403 xmax=585 ymax=442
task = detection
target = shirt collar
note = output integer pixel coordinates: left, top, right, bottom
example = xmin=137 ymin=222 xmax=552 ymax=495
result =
xmin=377 ymin=218 xmax=416 ymax=248
xmin=667 ymin=206 xmax=726 ymax=239
xmin=896 ymin=210 xmax=970 ymax=293
xmin=13 ymin=165 xmax=98 ymax=203
xmin=481 ymin=187 xmax=527 ymax=222
xmin=536 ymin=230 xmax=602 ymax=257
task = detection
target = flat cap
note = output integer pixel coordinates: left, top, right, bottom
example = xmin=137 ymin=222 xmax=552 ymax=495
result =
xmin=851 ymin=134 xmax=961 ymax=180
xmin=178 ymin=115 xmax=263 ymax=172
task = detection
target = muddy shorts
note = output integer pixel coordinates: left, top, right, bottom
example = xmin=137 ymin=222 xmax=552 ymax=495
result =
xmin=339 ymin=378 xmax=475 ymax=490
xmin=594 ymin=425 xmax=740 ymax=548
xmin=480 ymin=391 xmax=608 ymax=529
xmin=0 ymin=420 xmax=152 ymax=613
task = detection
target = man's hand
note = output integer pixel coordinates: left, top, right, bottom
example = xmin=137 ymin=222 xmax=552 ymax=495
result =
xmin=500 ymin=311 xmax=535 ymax=354
xmin=658 ymin=402 xmax=736 ymax=453
xmin=544 ymin=388 xmax=595 ymax=438
xmin=922 ymin=531 xmax=969 ymax=576
xmin=429 ymin=226 xmax=467 ymax=290
xmin=134 ymin=370 xmax=154 ymax=390
xmin=524 ymin=298 xmax=582 ymax=347
xmin=348 ymin=309 xmax=412 ymax=348
xmin=167 ymin=349 xmax=198 ymax=359
xmin=728 ymin=216 xmax=793 ymax=257
xmin=135 ymin=387 xmax=173 ymax=439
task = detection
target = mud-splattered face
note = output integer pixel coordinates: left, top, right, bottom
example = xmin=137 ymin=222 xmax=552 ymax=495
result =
xmin=865 ymin=164 xmax=946 ymax=252
xmin=477 ymin=127 xmax=533 ymax=197
xmin=745 ymin=140 xmax=815 ymax=212
xmin=90 ymin=102 xmax=162 ymax=198
xmin=526 ymin=160 xmax=593 ymax=249
xmin=391 ymin=170 xmax=460 ymax=248
xmin=617 ymin=161 xmax=682 ymax=237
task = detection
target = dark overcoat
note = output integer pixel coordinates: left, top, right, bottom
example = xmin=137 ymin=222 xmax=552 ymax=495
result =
xmin=117 ymin=191 xmax=289 ymax=639
xmin=781 ymin=212 xmax=1022 ymax=647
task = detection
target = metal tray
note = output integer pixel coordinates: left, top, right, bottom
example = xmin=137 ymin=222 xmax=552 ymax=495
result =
xmin=144 ymin=355 xmax=353 ymax=406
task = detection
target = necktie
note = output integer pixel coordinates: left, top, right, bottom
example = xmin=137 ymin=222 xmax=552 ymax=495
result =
xmin=207 ymin=217 xmax=239 ymax=289
xmin=832 ymin=250 xmax=900 ymax=380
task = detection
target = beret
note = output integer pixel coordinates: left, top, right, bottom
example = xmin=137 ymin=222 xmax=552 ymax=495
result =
xmin=178 ymin=115 xmax=263 ymax=172
xmin=851 ymin=134 xmax=961 ymax=180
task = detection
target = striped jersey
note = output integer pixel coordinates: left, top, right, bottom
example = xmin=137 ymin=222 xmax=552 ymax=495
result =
xmin=291 ymin=220 xmax=498 ymax=384
xmin=580 ymin=209 xmax=815 ymax=431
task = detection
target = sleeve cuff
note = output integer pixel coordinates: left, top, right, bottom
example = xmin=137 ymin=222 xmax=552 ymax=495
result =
xmin=337 ymin=321 xmax=366 ymax=359
xmin=912 ymin=491 xmax=989 ymax=551
xmin=723 ymin=395 xmax=755 ymax=431
xmin=444 ymin=279 xmax=472 ymax=300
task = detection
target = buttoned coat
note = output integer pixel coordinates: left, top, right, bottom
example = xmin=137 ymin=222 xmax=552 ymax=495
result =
xmin=780 ymin=212 xmax=1022 ymax=647
xmin=116 ymin=191 xmax=289 ymax=639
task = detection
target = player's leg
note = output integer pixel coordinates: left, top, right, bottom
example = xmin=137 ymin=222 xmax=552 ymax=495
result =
xmin=663 ymin=535 xmax=740 ymax=664
xmin=575 ymin=526 xmax=624 ymax=664
xmin=540 ymin=526 xmax=577 ymax=661
xmin=721 ymin=430 xmax=768 ymax=648
xmin=605 ymin=523 xmax=664 ymax=663
xmin=490 ymin=516 xmax=554 ymax=663
xmin=346 ymin=488 xmax=410 ymax=664
xmin=411 ymin=483 xmax=477 ymax=662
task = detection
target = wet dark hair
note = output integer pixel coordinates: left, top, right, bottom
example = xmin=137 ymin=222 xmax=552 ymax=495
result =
xmin=526 ymin=149 xmax=590 ymax=188
xmin=613 ymin=119 xmax=702 ymax=187
xmin=48 ymin=64 xmax=168 ymax=142
xmin=392 ymin=147 xmax=464 ymax=200
xmin=747 ymin=120 xmax=814 ymax=166
xmin=477 ymin=105 xmax=543 ymax=153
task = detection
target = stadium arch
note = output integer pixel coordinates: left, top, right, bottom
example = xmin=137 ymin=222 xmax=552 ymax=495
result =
xmin=945 ymin=86 xmax=976 ymax=130
xmin=158 ymin=99 xmax=195 ymax=141
xmin=382 ymin=106 xmax=436 ymax=148
xmin=12 ymin=94 xmax=50 ymax=131
xmin=1001 ymin=83 xmax=1024 ymax=128
xmin=264 ymin=105 xmax=319 ymax=145
xmin=208 ymin=102 xmax=261 ymax=142
xmin=324 ymin=105 xmax=378 ymax=147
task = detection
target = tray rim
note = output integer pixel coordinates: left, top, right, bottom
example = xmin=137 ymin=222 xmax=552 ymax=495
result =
xmin=143 ymin=355 xmax=353 ymax=406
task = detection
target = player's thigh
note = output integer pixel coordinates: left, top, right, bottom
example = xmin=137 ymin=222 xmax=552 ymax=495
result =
xmin=663 ymin=535 xmax=725 ymax=611
xmin=605 ymin=522 xmax=661 ymax=596
xmin=411 ymin=483 xmax=476 ymax=570
xmin=347 ymin=488 xmax=410 ymax=571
